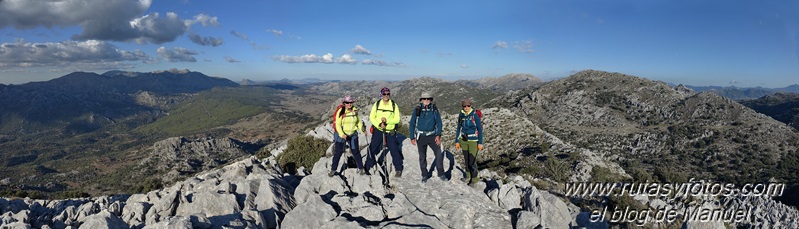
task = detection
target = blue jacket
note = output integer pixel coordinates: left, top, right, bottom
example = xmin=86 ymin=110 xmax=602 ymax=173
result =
xmin=409 ymin=103 xmax=442 ymax=138
xmin=454 ymin=108 xmax=483 ymax=144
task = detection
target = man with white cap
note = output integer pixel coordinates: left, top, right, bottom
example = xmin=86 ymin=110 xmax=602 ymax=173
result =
xmin=409 ymin=92 xmax=445 ymax=182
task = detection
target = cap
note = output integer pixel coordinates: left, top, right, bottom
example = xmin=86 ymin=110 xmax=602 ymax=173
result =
xmin=380 ymin=87 xmax=390 ymax=95
xmin=342 ymin=95 xmax=355 ymax=103
xmin=461 ymin=99 xmax=472 ymax=107
xmin=420 ymin=92 xmax=433 ymax=100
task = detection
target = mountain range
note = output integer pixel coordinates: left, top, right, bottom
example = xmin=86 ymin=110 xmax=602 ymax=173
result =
xmin=1 ymin=69 xmax=798 ymax=228
xmin=683 ymin=84 xmax=799 ymax=100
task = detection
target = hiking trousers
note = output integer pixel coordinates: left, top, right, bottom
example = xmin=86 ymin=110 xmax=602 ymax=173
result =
xmin=417 ymin=135 xmax=443 ymax=178
xmin=365 ymin=129 xmax=403 ymax=172
xmin=460 ymin=140 xmax=479 ymax=183
xmin=332 ymin=133 xmax=364 ymax=172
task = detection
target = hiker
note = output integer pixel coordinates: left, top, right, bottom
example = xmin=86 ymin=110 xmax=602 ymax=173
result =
xmin=409 ymin=92 xmax=445 ymax=182
xmin=365 ymin=87 xmax=404 ymax=177
xmin=454 ymin=99 xmax=483 ymax=186
xmin=330 ymin=95 xmax=366 ymax=176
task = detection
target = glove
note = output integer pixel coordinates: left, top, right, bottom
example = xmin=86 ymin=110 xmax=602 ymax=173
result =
xmin=455 ymin=143 xmax=461 ymax=150
xmin=478 ymin=144 xmax=483 ymax=151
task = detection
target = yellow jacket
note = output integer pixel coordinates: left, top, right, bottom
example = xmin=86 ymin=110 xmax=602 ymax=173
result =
xmin=335 ymin=107 xmax=363 ymax=136
xmin=369 ymin=99 xmax=401 ymax=131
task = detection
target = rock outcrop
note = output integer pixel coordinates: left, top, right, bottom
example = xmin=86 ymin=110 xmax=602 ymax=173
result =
xmin=1 ymin=124 xmax=582 ymax=228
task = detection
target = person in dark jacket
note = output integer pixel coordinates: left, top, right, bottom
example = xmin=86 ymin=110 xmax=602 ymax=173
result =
xmin=409 ymin=92 xmax=445 ymax=182
xmin=454 ymin=99 xmax=483 ymax=186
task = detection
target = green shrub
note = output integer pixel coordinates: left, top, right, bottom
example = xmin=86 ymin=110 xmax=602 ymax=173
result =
xmin=590 ymin=166 xmax=624 ymax=183
xmin=630 ymin=168 xmax=654 ymax=183
xmin=544 ymin=158 xmax=570 ymax=182
xmin=277 ymin=135 xmax=330 ymax=174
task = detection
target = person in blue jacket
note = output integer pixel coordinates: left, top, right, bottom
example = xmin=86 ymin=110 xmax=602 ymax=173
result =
xmin=454 ymin=99 xmax=483 ymax=186
xmin=409 ymin=92 xmax=445 ymax=182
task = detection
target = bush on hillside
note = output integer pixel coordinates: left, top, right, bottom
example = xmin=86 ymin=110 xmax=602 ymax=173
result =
xmin=277 ymin=135 xmax=330 ymax=174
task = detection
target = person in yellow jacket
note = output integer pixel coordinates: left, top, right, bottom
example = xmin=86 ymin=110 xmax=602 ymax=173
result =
xmin=365 ymin=87 xmax=404 ymax=177
xmin=330 ymin=95 xmax=366 ymax=176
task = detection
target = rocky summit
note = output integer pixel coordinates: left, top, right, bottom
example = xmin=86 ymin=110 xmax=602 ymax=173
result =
xmin=0 ymin=123 xmax=580 ymax=228
xmin=3 ymin=121 xmax=798 ymax=228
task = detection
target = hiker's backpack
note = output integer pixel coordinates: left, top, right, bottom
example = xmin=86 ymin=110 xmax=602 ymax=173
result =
xmin=414 ymin=103 xmax=439 ymax=117
xmin=458 ymin=107 xmax=483 ymax=130
xmin=369 ymin=99 xmax=400 ymax=134
xmin=331 ymin=104 xmax=345 ymax=133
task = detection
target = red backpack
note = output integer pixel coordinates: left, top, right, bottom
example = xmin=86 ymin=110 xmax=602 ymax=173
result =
xmin=331 ymin=104 xmax=345 ymax=133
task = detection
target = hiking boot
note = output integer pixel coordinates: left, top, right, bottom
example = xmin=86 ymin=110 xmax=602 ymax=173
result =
xmin=357 ymin=169 xmax=366 ymax=175
xmin=394 ymin=170 xmax=402 ymax=178
xmin=421 ymin=176 xmax=430 ymax=183
xmin=439 ymin=175 xmax=449 ymax=181
xmin=328 ymin=171 xmax=336 ymax=177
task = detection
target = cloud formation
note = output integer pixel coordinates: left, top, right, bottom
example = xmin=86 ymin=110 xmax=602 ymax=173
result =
xmin=272 ymin=53 xmax=356 ymax=64
xmin=0 ymin=40 xmax=150 ymax=69
xmin=188 ymin=33 xmax=223 ymax=46
xmin=156 ymin=47 xmax=198 ymax=62
xmin=0 ymin=0 xmax=213 ymax=44
xmin=492 ymin=41 xmax=508 ymax=49
xmin=361 ymin=59 xmax=406 ymax=67
xmin=351 ymin=45 xmax=372 ymax=55
xmin=186 ymin=14 xmax=220 ymax=27
xmin=231 ymin=30 xmax=248 ymax=40
xmin=513 ymin=40 xmax=534 ymax=53
xmin=267 ymin=29 xmax=283 ymax=36
xmin=224 ymin=56 xmax=240 ymax=63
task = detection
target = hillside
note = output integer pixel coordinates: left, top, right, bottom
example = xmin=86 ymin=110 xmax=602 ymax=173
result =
xmin=0 ymin=71 xmax=332 ymax=198
xmin=740 ymin=92 xmax=799 ymax=130
xmin=2 ymin=121 xmax=797 ymax=228
xmin=500 ymin=70 xmax=799 ymax=186
xmin=685 ymin=84 xmax=799 ymax=100
xmin=454 ymin=73 xmax=543 ymax=92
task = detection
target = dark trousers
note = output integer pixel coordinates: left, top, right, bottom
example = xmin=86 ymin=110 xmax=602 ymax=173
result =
xmin=365 ymin=129 xmax=403 ymax=172
xmin=331 ymin=133 xmax=364 ymax=172
xmin=417 ymin=135 xmax=443 ymax=178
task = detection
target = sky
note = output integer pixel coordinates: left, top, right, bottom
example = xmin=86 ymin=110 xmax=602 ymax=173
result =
xmin=0 ymin=0 xmax=798 ymax=87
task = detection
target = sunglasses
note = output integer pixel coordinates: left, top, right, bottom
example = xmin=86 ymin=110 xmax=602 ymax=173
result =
xmin=421 ymin=98 xmax=432 ymax=101
xmin=382 ymin=93 xmax=390 ymax=96
xmin=343 ymin=102 xmax=353 ymax=104
xmin=463 ymin=105 xmax=471 ymax=108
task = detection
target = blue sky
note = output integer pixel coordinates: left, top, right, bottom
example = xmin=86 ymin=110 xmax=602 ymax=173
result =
xmin=1 ymin=0 xmax=797 ymax=87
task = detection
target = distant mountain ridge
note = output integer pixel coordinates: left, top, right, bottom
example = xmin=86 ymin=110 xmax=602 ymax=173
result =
xmin=455 ymin=73 xmax=543 ymax=92
xmin=0 ymin=70 xmax=238 ymax=134
xmin=740 ymin=92 xmax=799 ymax=130
xmin=684 ymin=84 xmax=799 ymax=100
xmin=502 ymin=69 xmax=799 ymax=185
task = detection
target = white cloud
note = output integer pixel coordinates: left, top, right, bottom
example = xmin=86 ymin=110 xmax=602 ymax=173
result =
xmin=186 ymin=14 xmax=220 ymax=27
xmin=224 ymin=56 xmax=240 ymax=63
xmin=188 ymin=33 xmax=223 ymax=46
xmin=267 ymin=29 xmax=283 ymax=36
xmin=460 ymin=65 xmax=469 ymax=68
xmin=351 ymin=45 xmax=372 ymax=55
xmin=492 ymin=41 xmax=508 ymax=49
xmin=156 ymin=46 xmax=198 ymax=62
xmin=0 ymin=39 xmax=151 ymax=69
xmin=272 ymin=53 xmax=357 ymax=64
xmin=513 ymin=40 xmax=534 ymax=53
xmin=231 ymin=30 xmax=248 ymax=40
xmin=0 ymin=0 xmax=215 ymax=44
xmin=362 ymin=59 xmax=406 ymax=67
